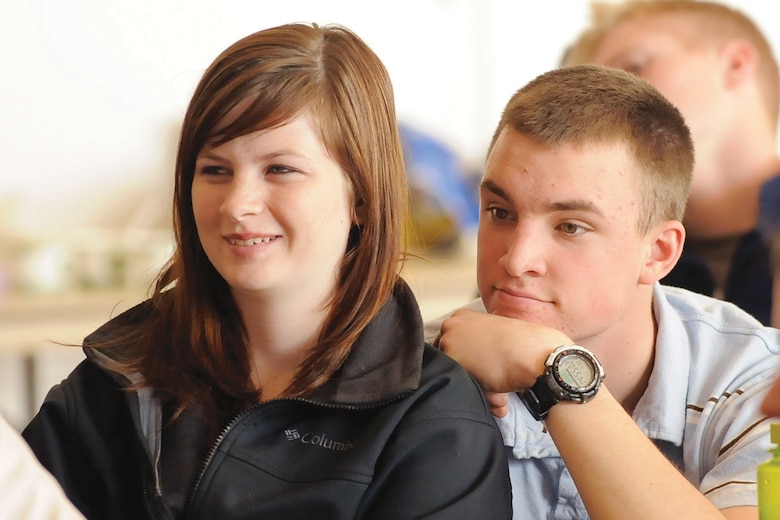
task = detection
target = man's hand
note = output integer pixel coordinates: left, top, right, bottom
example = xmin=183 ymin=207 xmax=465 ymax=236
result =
xmin=434 ymin=308 xmax=572 ymax=393
xmin=485 ymin=392 xmax=510 ymax=418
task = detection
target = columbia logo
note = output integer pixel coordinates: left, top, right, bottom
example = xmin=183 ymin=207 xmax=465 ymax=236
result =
xmin=284 ymin=428 xmax=354 ymax=452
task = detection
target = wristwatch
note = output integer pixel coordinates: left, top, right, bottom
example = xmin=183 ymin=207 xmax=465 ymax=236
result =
xmin=520 ymin=344 xmax=605 ymax=421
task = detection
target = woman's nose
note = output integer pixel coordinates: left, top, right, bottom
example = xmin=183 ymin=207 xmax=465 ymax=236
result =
xmin=220 ymin=176 xmax=264 ymax=222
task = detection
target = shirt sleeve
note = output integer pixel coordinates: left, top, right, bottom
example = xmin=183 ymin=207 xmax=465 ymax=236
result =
xmin=694 ymin=371 xmax=779 ymax=510
xmin=0 ymin=413 xmax=85 ymax=519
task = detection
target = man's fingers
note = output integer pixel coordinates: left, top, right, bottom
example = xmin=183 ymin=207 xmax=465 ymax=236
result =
xmin=486 ymin=392 xmax=510 ymax=418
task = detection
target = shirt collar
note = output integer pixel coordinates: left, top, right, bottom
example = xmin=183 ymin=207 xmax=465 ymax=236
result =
xmin=499 ymin=283 xmax=689 ymax=459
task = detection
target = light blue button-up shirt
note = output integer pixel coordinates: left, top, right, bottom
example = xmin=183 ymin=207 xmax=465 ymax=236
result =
xmin=425 ymin=283 xmax=780 ymax=519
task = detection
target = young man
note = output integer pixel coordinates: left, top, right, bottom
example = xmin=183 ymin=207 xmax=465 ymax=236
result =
xmin=427 ymin=64 xmax=780 ymax=519
xmin=562 ymin=0 xmax=780 ymax=326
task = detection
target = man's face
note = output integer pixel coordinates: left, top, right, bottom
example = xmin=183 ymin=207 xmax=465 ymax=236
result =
xmin=477 ymin=128 xmax=653 ymax=343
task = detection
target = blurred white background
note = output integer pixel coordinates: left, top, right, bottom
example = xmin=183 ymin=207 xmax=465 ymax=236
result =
xmin=1 ymin=0 xmax=774 ymax=237
xmin=0 ymin=0 xmax=775 ymax=427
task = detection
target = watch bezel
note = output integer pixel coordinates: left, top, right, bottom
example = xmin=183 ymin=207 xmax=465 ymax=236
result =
xmin=520 ymin=344 xmax=605 ymax=421
xmin=547 ymin=345 xmax=604 ymax=402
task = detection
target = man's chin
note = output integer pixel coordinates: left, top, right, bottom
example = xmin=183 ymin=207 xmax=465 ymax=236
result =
xmin=489 ymin=305 xmax=554 ymax=326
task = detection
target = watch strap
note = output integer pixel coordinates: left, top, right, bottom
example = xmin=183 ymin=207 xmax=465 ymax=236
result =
xmin=520 ymin=375 xmax=561 ymax=420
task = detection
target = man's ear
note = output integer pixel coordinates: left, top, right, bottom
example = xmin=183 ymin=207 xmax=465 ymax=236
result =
xmin=639 ymin=220 xmax=685 ymax=284
xmin=721 ymin=39 xmax=758 ymax=90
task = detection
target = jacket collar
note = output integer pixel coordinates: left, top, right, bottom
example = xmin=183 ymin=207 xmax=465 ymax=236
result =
xmin=83 ymin=277 xmax=426 ymax=405
xmin=306 ymin=278 xmax=425 ymax=404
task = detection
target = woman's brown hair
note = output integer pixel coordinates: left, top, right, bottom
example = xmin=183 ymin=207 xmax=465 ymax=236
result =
xmin=120 ymin=23 xmax=407 ymax=419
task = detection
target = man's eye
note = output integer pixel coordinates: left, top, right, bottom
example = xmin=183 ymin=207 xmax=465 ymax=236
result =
xmin=559 ymin=222 xmax=585 ymax=235
xmin=488 ymin=207 xmax=511 ymax=221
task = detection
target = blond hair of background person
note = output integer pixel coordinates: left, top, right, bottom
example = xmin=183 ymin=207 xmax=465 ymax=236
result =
xmin=0 ymin=413 xmax=84 ymax=519
xmin=428 ymin=64 xmax=780 ymax=519
xmin=564 ymin=0 xmax=780 ymax=326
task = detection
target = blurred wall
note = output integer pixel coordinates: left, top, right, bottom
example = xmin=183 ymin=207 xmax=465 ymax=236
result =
xmin=0 ymin=0 xmax=774 ymax=236
xmin=1 ymin=0 xmax=581 ymax=235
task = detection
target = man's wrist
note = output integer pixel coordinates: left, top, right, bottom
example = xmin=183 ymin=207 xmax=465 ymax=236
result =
xmin=519 ymin=345 xmax=605 ymax=420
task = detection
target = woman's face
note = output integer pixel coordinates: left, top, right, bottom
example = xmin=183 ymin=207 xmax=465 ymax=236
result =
xmin=191 ymin=110 xmax=356 ymax=309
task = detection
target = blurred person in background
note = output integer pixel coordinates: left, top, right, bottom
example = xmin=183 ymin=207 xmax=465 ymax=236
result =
xmin=563 ymin=0 xmax=780 ymax=326
xmin=761 ymin=176 xmax=780 ymax=417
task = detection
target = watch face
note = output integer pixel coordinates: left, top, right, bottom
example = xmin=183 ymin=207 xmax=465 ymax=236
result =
xmin=556 ymin=353 xmax=596 ymax=389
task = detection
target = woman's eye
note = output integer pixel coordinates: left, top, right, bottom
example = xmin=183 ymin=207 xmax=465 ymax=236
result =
xmin=199 ymin=165 xmax=227 ymax=176
xmin=267 ymin=164 xmax=294 ymax=175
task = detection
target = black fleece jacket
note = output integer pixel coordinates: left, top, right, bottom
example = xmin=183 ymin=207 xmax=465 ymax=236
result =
xmin=23 ymin=280 xmax=512 ymax=519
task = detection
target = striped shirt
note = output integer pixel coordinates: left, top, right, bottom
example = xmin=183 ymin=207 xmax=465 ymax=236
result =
xmin=424 ymin=283 xmax=780 ymax=519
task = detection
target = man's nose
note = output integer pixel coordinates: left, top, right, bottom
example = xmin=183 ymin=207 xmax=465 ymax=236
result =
xmin=501 ymin=223 xmax=547 ymax=277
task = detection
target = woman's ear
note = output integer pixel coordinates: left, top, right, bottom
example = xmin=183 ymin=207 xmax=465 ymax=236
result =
xmin=351 ymin=199 xmax=366 ymax=227
xmin=639 ymin=220 xmax=685 ymax=284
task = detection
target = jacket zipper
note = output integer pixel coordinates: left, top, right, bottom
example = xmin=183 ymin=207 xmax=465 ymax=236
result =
xmin=182 ymin=393 xmax=410 ymax=517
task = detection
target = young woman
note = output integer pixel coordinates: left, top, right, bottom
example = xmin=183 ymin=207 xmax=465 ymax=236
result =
xmin=22 ymin=23 xmax=511 ymax=519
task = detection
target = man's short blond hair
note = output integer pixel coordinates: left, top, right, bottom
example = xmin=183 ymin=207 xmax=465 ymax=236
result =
xmin=489 ymin=64 xmax=694 ymax=233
